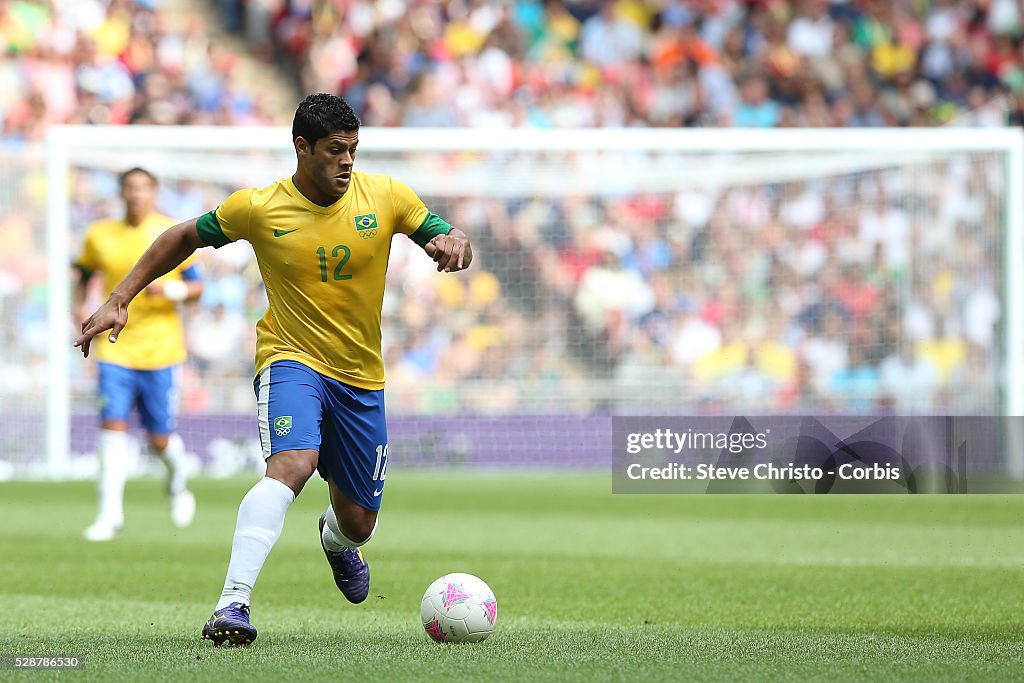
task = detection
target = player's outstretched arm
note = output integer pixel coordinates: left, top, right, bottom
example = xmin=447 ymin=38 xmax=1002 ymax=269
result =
xmin=74 ymin=218 xmax=207 ymax=357
xmin=424 ymin=228 xmax=473 ymax=273
xmin=72 ymin=266 xmax=94 ymax=328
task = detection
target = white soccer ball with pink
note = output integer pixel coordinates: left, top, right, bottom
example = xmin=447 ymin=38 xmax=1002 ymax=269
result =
xmin=420 ymin=573 xmax=497 ymax=643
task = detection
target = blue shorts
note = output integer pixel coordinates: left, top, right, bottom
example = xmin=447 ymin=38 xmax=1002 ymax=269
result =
xmin=97 ymin=362 xmax=180 ymax=435
xmin=254 ymin=360 xmax=388 ymax=511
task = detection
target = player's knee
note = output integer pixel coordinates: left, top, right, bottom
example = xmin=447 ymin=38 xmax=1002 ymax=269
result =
xmin=148 ymin=434 xmax=170 ymax=451
xmin=266 ymin=450 xmax=319 ymax=496
xmin=339 ymin=514 xmax=376 ymax=545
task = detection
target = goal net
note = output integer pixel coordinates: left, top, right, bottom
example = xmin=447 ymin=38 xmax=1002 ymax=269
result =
xmin=21 ymin=126 xmax=1024 ymax=477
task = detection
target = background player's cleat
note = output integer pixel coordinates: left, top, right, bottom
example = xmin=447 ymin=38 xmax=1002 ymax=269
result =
xmin=318 ymin=514 xmax=370 ymax=604
xmin=170 ymin=489 xmax=196 ymax=528
xmin=201 ymin=602 xmax=256 ymax=646
xmin=83 ymin=519 xmax=121 ymax=542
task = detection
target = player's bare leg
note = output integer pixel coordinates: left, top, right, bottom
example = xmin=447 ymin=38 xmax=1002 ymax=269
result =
xmin=202 ymin=449 xmax=316 ymax=646
xmin=147 ymin=433 xmax=195 ymax=528
xmin=318 ymin=478 xmax=376 ymax=603
xmin=84 ymin=419 xmax=130 ymax=542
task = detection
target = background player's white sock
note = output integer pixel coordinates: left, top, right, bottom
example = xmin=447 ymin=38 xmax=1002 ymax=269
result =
xmin=95 ymin=429 xmax=130 ymax=527
xmin=215 ymin=477 xmax=295 ymax=610
xmin=153 ymin=433 xmax=188 ymax=495
xmin=321 ymin=504 xmax=377 ymax=551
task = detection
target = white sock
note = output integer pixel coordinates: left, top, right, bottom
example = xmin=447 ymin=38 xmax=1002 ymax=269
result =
xmin=215 ymin=477 xmax=295 ymax=610
xmin=96 ymin=429 xmax=129 ymax=527
xmin=321 ymin=504 xmax=377 ymax=552
xmin=153 ymin=434 xmax=188 ymax=495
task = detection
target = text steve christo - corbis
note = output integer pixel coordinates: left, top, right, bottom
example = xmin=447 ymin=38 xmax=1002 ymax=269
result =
xmin=622 ymin=428 xmax=901 ymax=482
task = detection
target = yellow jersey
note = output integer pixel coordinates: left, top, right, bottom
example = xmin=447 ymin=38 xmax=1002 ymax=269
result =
xmin=196 ymin=173 xmax=451 ymax=390
xmin=76 ymin=213 xmax=197 ymax=369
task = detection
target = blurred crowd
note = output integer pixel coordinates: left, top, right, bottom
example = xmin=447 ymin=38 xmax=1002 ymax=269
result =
xmin=0 ymin=0 xmax=278 ymax=139
xmin=3 ymin=0 xmax=1022 ymax=134
xmin=213 ymin=0 xmax=314 ymax=65
xmin=0 ymin=0 xmax=1012 ymax=419
xmin=379 ymin=154 xmax=1003 ymax=415
xmin=303 ymin=0 xmax=1021 ymax=128
xmin=43 ymin=149 xmax=1001 ymax=418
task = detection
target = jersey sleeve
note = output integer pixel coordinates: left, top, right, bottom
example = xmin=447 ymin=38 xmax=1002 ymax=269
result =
xmin=196 ymin=188 xmax=253 ymax=247
xmin=391 ymin=177 xmax=452 ymax=247
xmin=74 ymin=225 xmax=101 ymax=275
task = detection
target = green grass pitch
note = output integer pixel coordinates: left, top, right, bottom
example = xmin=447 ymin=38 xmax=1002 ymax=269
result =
xmin=1 ymin=473 xmax=1023 ymax=681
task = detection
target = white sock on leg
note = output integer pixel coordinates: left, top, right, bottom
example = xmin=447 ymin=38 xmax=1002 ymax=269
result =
xmin=155 ymin=434 xmax=188 ymax=495
xmin=215 ymin=477 xmax=296 ymax=610
xmin=321 ymin=505 xmax=377 ymax=552
xmin=96 ymin=429 xmax=129 ymax=527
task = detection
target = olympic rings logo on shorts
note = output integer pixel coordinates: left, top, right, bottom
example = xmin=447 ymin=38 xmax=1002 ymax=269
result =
xmin=273 ymin=415 xmax=293 ymax=438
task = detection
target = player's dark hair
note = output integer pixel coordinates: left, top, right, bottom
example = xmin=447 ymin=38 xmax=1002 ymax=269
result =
xmin=119 ymin=167 xmax=157 ymax=188
xmin=292 ymin=93 xmax=361 ymax=150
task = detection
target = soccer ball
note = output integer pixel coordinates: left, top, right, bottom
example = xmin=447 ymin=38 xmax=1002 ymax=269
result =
xmin=420 ymin=573 xmax=498 ymax=643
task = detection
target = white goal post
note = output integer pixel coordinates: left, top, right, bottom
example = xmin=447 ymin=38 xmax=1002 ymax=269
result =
xmin=45 ymin=125 xmax=1024 ymax=478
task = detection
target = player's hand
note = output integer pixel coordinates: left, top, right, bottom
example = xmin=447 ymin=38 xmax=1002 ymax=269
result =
xmin=145 ymin=283 xmax=164 ymax=296
xmin=74 ymin=295 xmax=129 ymax=357
xmin=425 ymin=229 xmax=472 ymax=273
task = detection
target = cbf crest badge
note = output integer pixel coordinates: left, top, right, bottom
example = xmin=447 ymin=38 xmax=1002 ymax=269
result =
xmin=354 ymin=213 xmax=378 ymax=239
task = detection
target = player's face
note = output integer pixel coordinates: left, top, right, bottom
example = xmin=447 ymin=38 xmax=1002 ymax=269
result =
xmin=120 ymin=172 xmax=157 ymax=218
xmin=302 ymin=131 xmax=358 ymax=201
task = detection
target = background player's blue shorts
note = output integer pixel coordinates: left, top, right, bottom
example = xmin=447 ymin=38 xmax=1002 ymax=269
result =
xmin=97 ymin=362 xmax=180 ymax=435
xmin=254 ymin=360 xmax=388 ymax=511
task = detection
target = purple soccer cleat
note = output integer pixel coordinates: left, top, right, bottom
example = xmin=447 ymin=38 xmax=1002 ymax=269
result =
xmin=318 ymin=514 xmax=370 ymax=604
xmin=201 ymin=602 xmax=257 ymax=646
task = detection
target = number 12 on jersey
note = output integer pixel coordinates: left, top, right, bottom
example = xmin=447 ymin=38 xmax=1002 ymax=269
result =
xmin=317 ymin=245 xmax=352 ymax=282
xmin=372 ymin=444 xmax=388 ymax=482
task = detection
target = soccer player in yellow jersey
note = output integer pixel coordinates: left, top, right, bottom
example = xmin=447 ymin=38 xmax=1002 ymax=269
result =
xmin=74 ymin=168 xmax=203 ymax=542
xmin=75 ymin=94 xmax=473 ymax=646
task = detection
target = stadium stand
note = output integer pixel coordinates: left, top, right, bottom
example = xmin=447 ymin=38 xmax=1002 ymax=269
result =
xmin=305 ymin=0 xmax=1018 ymax=129
xmin=0 ymin=0 xmax=1014 ymax=417
xmin=0 ymin=0 xmax=294 ymax=135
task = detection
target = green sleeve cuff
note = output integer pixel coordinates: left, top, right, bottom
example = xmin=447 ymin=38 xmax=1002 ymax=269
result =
xmin=196 ymin=210 xmax=231 ymax=248
xmin=73 ymin=263 xmax=93 ymax=280
xmin=408 ymin=213 xmax=451 ymax=248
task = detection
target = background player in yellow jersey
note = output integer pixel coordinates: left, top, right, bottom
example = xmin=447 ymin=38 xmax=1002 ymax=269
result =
xmin=74 ymin=167 xmax=203 ymax=542
xmin=75 ymin=94 xmax=473 ymax=645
